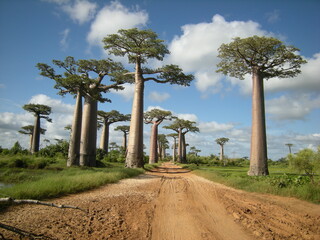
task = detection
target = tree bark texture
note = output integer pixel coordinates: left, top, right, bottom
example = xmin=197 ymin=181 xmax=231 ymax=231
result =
xmin=126 ymin=61 xmax=145 ymax=168
xmin=80 ymin=96 xmax=97 ymax=167
xmin=248 ymin=69 xmax=269 ymax=176
xmin=172 ymin=138 xmax=177 ymax=162
xmin=99 ymin=122 xmax=110 ymax=154
xmin=31 ymin=114 xmax=40 ymax=154
xmin=149 ymin=124 xmax=158 ymax=164
xmin=177 ymin=129 xmax=183 ymax=163
xmin=181 ymin=133 xmax=187 ymax=163
xmin=122 ymin=132 xmax=127 ymax=153
xmin=67 ymin=92 xmax=82 ymax=166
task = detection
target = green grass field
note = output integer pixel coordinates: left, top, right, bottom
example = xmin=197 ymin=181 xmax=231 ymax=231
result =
xmin=192 ymin=165 xmax=320 ymax=204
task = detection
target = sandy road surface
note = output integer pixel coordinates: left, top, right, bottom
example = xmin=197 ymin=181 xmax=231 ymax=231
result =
xmin=1 ymin=162 xmax=319 ymax=239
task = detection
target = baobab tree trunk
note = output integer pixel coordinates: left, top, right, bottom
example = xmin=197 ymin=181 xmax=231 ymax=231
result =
xmin=248 ymin=68 xmax=269 ymax=176
xmin=80 ymin=96 xmax=97 ymax=167
xmin=219 ymin=145 xmax=226 ymax=166
xmin=126 ymin=60 xmax=144 ymax=168
xmin=181 ymin=134 xmax=187 ymax=163
xmin=172 ymin=137 xmax=177 ymax=162
xmin=31 ymin=114 xmax=40 ymax=154
xmin=149 ymin=124 xmax=158 ymax=164
xmin=67 ymin=92 xmax=82 ymax=166
xmin=99 ymin=122 xmax=110 ymax=154
xmin=177 ymin=129 xmax=183 ymax=163
xmin=122 ymin=132 xmax=127 ymax=153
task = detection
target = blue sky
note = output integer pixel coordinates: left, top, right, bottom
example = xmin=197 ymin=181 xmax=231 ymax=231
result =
xmin=0 ymin=0 xmax=319 ymax=160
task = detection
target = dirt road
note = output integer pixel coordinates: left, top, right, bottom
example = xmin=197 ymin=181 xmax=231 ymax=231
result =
xmin=1 ymin=163 xmax=319 ymax=239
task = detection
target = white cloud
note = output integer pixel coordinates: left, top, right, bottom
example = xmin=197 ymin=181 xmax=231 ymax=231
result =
xmin=176 ymin=113 xmax=198 ymax=122
xmin=87 ymin=1 xmax=148 ymax=47
xmin=29 ymin=94 xmax=74 ymax=114
xmin=60 ymin=28 xmax=70 ymax=51
xmin=167 ymin=14 xmax=268 ymax=96
xmin=62 ymin=0 xmax=97 ymax=24
xmin=266 ymin=10 xmax=280 ymax=24
xmin=110 ymin=83 xmax=135 ymax=101
xmin=148 ymin=91 xmax=170 ymax=102
xmin=198 ymin=121 xmax=234 ymax=133
xmin=266 ymin=94 xmax=320 ymax=121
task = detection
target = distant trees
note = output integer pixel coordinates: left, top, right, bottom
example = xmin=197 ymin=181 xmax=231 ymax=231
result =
xmin=38 ymin=56 xmax=130 ymax=167
xmin=217 ymin=35 xmax=307 ymax=176
xmin=167 ymin=133 xmax=178 ymax=162
xmin=114 ymin=125 xmax=130 ymax=154
xmin=285 ymin=143 xmax=293 ymax=154
xmin=22 ymin=104 xmax=52 ymax=154
xmin=164 ymin=119 xmax=199 ymax=163
xmin=215 ymin=137 xmax=229 ymax=165
xmin=144 ymin=109 xmax=172 ymax=164
xmin=19 ymin=125 xmax=46 ymax=152
xmin=103 ymin=28 xmax=194 ymax=168
xmin=98 ymin=110 xmax=130 ymax=154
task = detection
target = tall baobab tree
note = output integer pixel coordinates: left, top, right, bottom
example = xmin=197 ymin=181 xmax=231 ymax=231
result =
xmin=167 ymin=133 xmax=178 ymax=162
xmin=215 ymin=137 xmax=229 ymax=165
xmin=22 ymin=104 xmax=52 ymax=154
xmin=157 ymin=134 xmax=169 ymax=161
xmin=217 ymin=36 xmax=307 ymax=176
xmin=285 ymin=143 xmax=293 ymax=154
xmin=114 ymin=125 xmax=130 ymax=154
xmin=103 ymin=28 xmax=194 ymax=168
xmin=164 ymin=119 xmax=199 ymax=163
xmin=144 ymin=108 xmax=172 ymax=164
xmin=19 ymin=125 xmax=46 ymax=152
xmin=98 ymin=110 xmax=130 ymax=154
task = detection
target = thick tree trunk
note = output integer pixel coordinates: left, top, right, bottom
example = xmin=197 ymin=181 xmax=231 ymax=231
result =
xmin=99 ymin=122 xmax=110 ymax=154
xmin=80 ymin=96 xmax=97 ymax=167
xmin=172 ymin=138 xmax=177 ymax=162
xmin=122 ymin=132 xmax=127 ymax=153
xmin=29 ymin=134 xmax=33 ymax=152
xmin=248 ymin=68 xmax=269 ymax=176
xmin=126 ymin=61 xmax=145 ymax=168
xmin=177 ymin=129 xmax=183 ymax=163
xmin=220 ymin=145 xmax=226 ymax=166
xmin=67 ymin=92 xmax=82 ymax=166
xmin=149 ymin=123 xmax=158 ymax=164
xmin=31 ymin=114 xmax=40 ymax=154
xmin=181 ymin=133 xmax=187 ymax=163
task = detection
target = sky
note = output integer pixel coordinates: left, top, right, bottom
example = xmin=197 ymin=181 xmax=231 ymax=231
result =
xmin=0 ymin=0 xmax=319 ymax=160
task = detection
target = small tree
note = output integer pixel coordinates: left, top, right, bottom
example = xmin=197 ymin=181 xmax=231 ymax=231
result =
xmin=98 ymin=110 xmax=130 ymax=154
xmin=164 ymin=119 xmax=199 ymax=163
xmin=103 ymin=28 xmax=194 ymax=168
xmin=288 ymin=147 xmax=320 ymax=183
xmin=217 ymin=36 xmax=307 ymax=176
xmin=114 ymin=125 xmax=130 ymax=154
xmin=23 ymin=104 xmax=52 ymax=154
xmin=215 ymin=137 xmax=229 ymax=166
xmin=19 ymin=125 xmax=46 ymax=152
xmin=285 ymin=143 xmax=293 ymax=154
xmin=144 ymin=109 xmax=172 ymax=164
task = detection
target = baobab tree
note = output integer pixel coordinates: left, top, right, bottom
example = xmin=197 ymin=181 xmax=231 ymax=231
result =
xmin=285 ymin=143 xmax=293 ymax=154
xmin=103 ymin=28 xmax=194 ymax=168
xmin=217 ymin=36 xmax=306 ymax=176
xmin=37 ymin=56 xmax=85 ymax=166
xmin=167 ymin=133 xmax=178 ymax=162
xmin=215 ymin=137 xmax=229 ymax=166
xmin=144 ymin=108 xmax=172 ymax=164
xmin=157 ymin=134 xmax=169 ymax=161
xmin=22 ymin=104 xmax=52 ymax=154
xmin=114 ymin=125 xmax=130 ymax=154
xmin=164 ymin=119 xmax=199 ymax=163
xmin=98 ymin=110 xmax=130 ymax=154
xmin=19 ymin=125 xmax=46 ymax=152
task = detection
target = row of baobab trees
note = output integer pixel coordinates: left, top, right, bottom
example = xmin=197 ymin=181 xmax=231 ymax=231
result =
xmin=20 ymin=28 xmax=306 ymax=176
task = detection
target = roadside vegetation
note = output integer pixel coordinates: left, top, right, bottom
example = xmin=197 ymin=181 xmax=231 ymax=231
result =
xmin=185 ymin=147 xmax=320 ymax=204
xmin=0 ymin=141 xmax=148 ymax=208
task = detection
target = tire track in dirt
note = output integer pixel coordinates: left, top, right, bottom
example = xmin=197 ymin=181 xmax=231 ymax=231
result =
xmin=1 ymin=162 xmax=319 ymax=240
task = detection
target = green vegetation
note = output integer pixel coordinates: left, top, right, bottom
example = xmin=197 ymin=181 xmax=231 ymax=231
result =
xmin=183 ymin=147 xmax=320 ymax=204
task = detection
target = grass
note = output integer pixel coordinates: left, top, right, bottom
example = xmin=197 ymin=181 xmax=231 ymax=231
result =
xmin=0 ymin=155 xmax=146 ymax=205
xmin=192 ymin=165 xmax=320 ymax=204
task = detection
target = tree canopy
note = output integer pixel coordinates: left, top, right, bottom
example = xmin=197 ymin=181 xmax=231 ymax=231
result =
xmin=216 ymin=35 xmax=307 ymax=80
xmin=23 ymin=104 xmax=52 ymax=122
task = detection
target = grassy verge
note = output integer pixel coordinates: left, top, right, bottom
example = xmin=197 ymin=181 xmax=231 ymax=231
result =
xmin=192 ymin=165 xmax=320 ymax=204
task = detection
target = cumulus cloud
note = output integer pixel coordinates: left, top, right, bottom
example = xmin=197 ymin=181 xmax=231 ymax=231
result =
xmin=87 ymin=1 xmax=148 ymax=47
xmin=62 ymin=0 xmax=97 ymax=24
xmin=167 ymin=14 xmax=268 ymax=95
xmin=266 ymin=94 xmax=320 ymax=121
xmin=198 ymin=121 xmax=234 ymax=133
xmin=110 ymin=83 xmax=135 ymax=101
xmin=148 ymin=91 xmax=170 ymax=102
